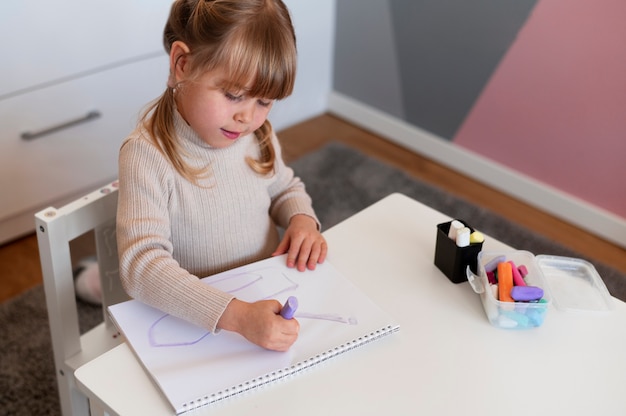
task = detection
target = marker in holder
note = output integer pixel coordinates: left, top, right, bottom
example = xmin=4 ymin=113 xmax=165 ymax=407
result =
xmin=434 ymin=219 xmax=484 ymax=284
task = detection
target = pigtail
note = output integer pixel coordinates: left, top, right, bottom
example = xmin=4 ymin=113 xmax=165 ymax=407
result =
xmin=247 ymin=120 xmax=277 ymax=175
xmin=142 ymin=87 xmax=206 ymax=184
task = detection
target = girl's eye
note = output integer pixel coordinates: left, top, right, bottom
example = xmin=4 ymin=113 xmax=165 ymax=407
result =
xmin=224 ymin=90 xmax=272 ymax=107
xmin=225 ymin=91 xmax=243 ymax=101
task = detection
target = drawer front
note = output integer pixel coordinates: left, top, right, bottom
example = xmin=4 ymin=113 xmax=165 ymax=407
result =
xmin=0 ymin=0 xmax=173 ymax=97
xmin=0 ymin=54 xmax=168 ymax=222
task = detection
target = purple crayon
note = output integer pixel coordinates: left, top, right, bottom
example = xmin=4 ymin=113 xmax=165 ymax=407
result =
xmin=280 ymin=296 xmax=298 ymax=320
xmin=511 ymin=286 xmax=544 ymax=302
xmin=484 ymin=255 xmax=506 ymax=273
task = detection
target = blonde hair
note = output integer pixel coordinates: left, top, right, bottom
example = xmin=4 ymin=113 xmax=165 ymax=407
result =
xmin=143 ymin=0 xmax=297 ymax=184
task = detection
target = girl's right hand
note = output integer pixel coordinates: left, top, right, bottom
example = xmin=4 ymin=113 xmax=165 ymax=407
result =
xmin=217 ymin=298 xmax=299 ymax=351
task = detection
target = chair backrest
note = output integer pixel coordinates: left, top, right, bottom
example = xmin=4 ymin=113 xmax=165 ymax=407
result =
xmin=35 ymin=180 xmax=129 ymax=416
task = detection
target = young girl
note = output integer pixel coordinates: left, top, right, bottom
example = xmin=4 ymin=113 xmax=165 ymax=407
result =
xmin=116 ymin=0 xmax=327 ymax=352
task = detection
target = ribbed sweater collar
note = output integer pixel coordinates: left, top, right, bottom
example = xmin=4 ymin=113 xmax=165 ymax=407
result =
xmin=171 ymin=109 xmax=254 ymax=157
xmin=172 ymin=109 xmax=213 ymax=151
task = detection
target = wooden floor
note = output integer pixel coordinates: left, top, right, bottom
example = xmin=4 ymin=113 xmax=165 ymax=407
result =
xmin=1 ymin=113 xmax=624 ymax=303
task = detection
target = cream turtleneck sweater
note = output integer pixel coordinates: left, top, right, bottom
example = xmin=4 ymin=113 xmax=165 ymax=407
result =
xmin=116 ymin=112 xmax=319 ymax=333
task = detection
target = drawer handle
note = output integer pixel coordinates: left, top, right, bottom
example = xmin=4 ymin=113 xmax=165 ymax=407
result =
xmin=21 ymin=110 xmax=101 ymax=141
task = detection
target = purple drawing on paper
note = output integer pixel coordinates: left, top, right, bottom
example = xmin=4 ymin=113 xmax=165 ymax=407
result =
xmin=208 ymin=267 xmax=299 ymax=300
xmin=147 ymin=266 xmax=357 ymax=348
xmin=294 ymin=312 xmax=358 ymax=325
xmin=148 ymin=314 xmax=212 ymax=347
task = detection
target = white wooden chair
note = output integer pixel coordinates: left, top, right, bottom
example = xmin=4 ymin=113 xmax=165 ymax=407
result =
xmin=35 ymin=180 xmax=129 ymax=416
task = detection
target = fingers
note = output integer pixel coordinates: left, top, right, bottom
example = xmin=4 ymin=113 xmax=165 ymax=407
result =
xmin=296 ymin=239 xmax=328 ymax=271
xmin=285 ymin=236 xmax=328 ymax=271
xmin=271 ymin=237 xmax=289 ymax=257
xmin=288 ymin=234 xmax=312 ymax=271
xmin=279 ymin=234 xmax=327 ymax=271
xmin=309 ymin=239 xmax=327 ymax=268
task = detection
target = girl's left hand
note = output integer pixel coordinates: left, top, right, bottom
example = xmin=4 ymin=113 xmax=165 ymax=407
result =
xmin=272 ymin=214 xmax=327 ymax=271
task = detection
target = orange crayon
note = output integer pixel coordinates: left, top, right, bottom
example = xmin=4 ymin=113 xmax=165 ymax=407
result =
xmin=497 ymin=262 xmax=514 ymax=302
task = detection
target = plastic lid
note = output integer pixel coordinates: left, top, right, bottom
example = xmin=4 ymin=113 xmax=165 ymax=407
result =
xmin=536 ymin=255 xmax=614 ymax=313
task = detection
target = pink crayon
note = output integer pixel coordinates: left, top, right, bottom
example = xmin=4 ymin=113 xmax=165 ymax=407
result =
xmin=509 ymin=261 xmax=527 ymax=286
xmin=517 ymin=265 xmax=529 ymax=278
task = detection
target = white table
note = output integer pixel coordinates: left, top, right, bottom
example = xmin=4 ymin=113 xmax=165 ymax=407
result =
xmin=75 ymin=193 xmax=626 ymax=415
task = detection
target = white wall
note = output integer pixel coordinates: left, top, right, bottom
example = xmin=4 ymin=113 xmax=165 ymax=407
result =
xmin=270 ymin=0 xmax=336 ymax=131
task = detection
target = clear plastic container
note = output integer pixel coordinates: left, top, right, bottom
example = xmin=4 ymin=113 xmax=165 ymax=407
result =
xmin=535 ymin=255 xmax=614 ymax=314
xmin=466 ymin=250 xmax=613 ymax=329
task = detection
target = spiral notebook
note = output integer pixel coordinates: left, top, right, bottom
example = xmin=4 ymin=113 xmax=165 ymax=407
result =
xmin=108 ymin=255 xmax=400 ymax=414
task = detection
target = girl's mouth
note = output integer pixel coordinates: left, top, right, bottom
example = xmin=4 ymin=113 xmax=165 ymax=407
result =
xmin=221 ymin=128 xmax=241 ymax=140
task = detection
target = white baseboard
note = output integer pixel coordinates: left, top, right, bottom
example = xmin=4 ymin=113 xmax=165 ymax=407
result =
xmin=328 ymin=91 xmax=626 ymax=249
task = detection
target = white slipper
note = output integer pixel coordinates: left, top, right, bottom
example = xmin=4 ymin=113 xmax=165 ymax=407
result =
xmin=73 ymin=258 xmax=103 ymax=305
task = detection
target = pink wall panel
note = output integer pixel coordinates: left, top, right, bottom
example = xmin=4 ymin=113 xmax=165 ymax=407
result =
xmin=453 ymin=0 xmax=626 ymax=218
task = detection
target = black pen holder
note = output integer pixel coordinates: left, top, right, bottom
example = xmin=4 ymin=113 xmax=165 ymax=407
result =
xmin=434 ymin=220 xmax=483 ymax=284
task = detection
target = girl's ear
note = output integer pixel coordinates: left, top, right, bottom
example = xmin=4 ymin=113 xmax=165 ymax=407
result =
xmin=168 ymin=41 xmax=191 ymax=88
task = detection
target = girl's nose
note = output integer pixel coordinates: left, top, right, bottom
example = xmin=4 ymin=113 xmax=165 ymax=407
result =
xmin=235 ymin=102 xmax=254 ymax=124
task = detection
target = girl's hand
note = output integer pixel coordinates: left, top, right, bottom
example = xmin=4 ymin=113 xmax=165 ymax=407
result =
xmin=272 ymin=214 xmax=328 ymax=271
xmin=217 ymin=299 xmax=299 ymax=351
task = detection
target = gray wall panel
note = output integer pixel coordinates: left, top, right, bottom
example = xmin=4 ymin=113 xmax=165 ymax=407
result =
xmin=334 ymin=0 xmax=537 ymax=140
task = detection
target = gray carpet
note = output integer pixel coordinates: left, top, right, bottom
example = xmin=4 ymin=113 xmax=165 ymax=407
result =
xmin=1 ymin=142 xmax=624 ymax=415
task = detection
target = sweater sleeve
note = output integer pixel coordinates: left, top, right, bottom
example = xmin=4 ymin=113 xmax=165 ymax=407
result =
xmin=268 ymin=133 xmax=321 ymax=230
xmin=116 ymin=135 xmax=234 ymax=333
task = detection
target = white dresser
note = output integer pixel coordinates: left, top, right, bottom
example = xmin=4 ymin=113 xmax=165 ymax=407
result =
xmin=0 ymin=0 xmax=173 ymax=243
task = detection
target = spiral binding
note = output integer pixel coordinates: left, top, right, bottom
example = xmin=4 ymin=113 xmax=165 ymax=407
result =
xmin=178 ymin=324 xmax=399 ymax=414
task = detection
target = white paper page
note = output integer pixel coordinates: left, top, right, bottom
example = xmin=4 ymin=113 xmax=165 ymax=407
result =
xmin=109 ymin=256 xmax=399 ymax=414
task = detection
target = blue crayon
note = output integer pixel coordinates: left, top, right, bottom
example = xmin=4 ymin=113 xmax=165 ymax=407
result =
xmin=280 ymin=296 xmax=298 ymax=320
